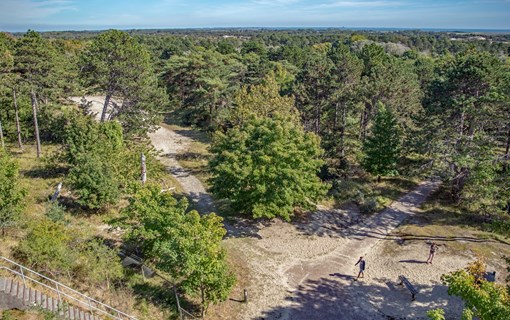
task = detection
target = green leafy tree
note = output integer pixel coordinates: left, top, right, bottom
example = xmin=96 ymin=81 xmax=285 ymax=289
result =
xmin=362 ymin=103 xmax=401 ymax=181
xmin=123 ymin=185 xmax=235 ymax=316
xmin=227 ymin=72 xmax=299 ymax=127
xmin=421 ymin=50 xmax=507 ymax=201
xmin=0 ymin=151 xmax=25 ymax=235
xmin=80 ymin=30 xmax=165 ymax=136
xmin=67 ymin=152 xmax=121 ymax=210
xmin=440 ymin=258 xmax=510 ymax=320
xmin=209 ymin=116 xmax=328 ymax=220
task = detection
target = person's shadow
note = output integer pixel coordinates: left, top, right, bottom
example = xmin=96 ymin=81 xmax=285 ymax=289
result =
xmin=329 ymin=273 xmax=356 ymax=280
xmin=399 ymin=259 xmax=427 ymax=264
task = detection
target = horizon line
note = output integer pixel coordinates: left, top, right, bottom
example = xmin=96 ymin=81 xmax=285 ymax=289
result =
xmin=4 ymin=26 xmax=510 ymax=34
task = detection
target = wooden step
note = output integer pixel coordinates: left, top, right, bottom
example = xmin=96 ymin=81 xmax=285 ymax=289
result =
xmin=4 ymin=279 xmax=12 ymax=294
xmin=10 ymin=280 xmax=18 ymax=297
xmin=68 ymin=305 xmax=76 ymax=319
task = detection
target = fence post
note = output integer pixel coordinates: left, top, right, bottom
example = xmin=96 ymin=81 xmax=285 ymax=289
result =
xmin=55 ymin=283 xmax=62 ymax=303
xmin=244 ymin=289 xmax=248 ymax=303
xmin=19 ymin=265 xmax=27 ymax=287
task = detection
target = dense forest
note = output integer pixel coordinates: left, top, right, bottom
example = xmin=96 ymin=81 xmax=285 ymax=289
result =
xmin=1 ymin=28 xmax=510 ymax=319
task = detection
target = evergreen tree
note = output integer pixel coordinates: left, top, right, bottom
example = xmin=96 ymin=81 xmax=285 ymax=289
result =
xmin=362 ymin=103 xmax=402 ymax=181
xmin=14 ymin=30 xmax=60 ymax=157
xmin=209 ymin=116 xmax=328 ymax=221
xmin=80 ymin=30 xmax=165 ymax=136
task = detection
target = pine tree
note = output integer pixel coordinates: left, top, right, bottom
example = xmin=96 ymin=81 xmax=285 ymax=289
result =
xmin=14 ymin=30 xmax=59 ymax=157
xmin=362 ymin=103 xmax=402 ymax=182
xmin=80 ymin=30 xmax=165 ymax=136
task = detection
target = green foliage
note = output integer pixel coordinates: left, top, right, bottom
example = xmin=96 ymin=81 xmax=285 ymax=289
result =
xmin=74 ymin=239 xmax=124 ymax=288
xmin=0 ymin=151 xmax=25 ymax=234
xmin=61 ymin=112 xmax=164 ymax=210
xmin=426 ymin=308 xmax=445 ymax=320
xmin=15 ymin=219 xmax=75 ymax=276
xmin=162 ymin=49 xmax=245 ymax=128
xmin=362 ymin=103 xmax=401 ymax=179
xmin=63 ymin=114 xmax=123 ymax=209
xmin=45 ymin=202 xmax=66 ymax=223
xmin=14 ymin=30 xmax=62 ymax=101
xmin=67 ymin=152 xmax=121 ymax=209
xmin=209 ymin=116 xmax=328 ymax=221
xmin=123 ymin=184 xmax=235 ymax=315
xmin=441 ymin=258 xmax=510 ymax=320
xmin=226 ymin=72 xmax=299 ymax=127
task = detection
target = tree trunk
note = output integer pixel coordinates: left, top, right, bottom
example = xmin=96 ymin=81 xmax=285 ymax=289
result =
xmin=200 ymin=285 xmax=206 ymax=318
xmin=13 ymin=89 xmax=23 ymax=149
xmin=141 ymin=153 xmax=147 ymax=184
xmin=100 ymin=93 xmax=112 ymax=122
xmin=505 ymin=126 xmax=510 ymax=160
xmin=30 ymin=89 xmax=42 ymax=158
xmin=0 ymin=119 xmax=4 ymax=150
xmin=359 ymin=102 xmax=371 ymax=141
xmin=504 ymin=126 xmax=510 ymax=173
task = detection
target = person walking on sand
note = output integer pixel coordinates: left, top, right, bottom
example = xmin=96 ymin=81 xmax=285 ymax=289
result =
xmin=426 ymin=242 xmax=438 ymax=264
xmin=354 ymin=256 xmax=366 ymax=280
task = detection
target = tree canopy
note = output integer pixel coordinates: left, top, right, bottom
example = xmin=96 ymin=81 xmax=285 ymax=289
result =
xmin=209 ymin=116 xmax=328 ymax=220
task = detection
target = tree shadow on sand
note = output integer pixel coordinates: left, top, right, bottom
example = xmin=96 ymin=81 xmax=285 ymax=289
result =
xmin=259 ymin=276 xmax=463 ymax=320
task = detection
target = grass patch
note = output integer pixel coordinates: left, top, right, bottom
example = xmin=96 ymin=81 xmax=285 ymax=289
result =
xmin=332 ymin=175 xmax=420 ymax=213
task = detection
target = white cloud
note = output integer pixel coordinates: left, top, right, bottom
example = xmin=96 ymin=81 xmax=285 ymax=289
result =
xmin=0 ymin=0 xmax=76 ymax=22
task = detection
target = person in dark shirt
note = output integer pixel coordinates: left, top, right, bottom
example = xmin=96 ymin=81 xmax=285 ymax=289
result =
xmin=354 ymin=256 xmax=366 ymax=280
xmin=426 ymin=242 xmax=438 ymax=264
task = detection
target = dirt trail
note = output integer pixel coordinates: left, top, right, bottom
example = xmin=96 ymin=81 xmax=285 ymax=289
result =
xmin=148 ymin=125 xmax=216 ymax=214
xmin=230 ymin=180 xmax=460 ymax=320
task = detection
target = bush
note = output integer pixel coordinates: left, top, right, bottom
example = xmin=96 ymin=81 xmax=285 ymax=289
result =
xmin=14 ymin=219 xmax=75 ymax=277
xmin=45 ymin=202 xmax=66 ymax=223
xmin=360 ymin=197 xmax=378 ymax=214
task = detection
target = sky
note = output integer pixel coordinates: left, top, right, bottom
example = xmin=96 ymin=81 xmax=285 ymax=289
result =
xmin=1 ymin=0 xmax=510 ymax=32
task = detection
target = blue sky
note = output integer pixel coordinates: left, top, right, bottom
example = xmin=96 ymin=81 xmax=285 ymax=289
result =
xmin=1 ymin=0 xmax=509 ymax=32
